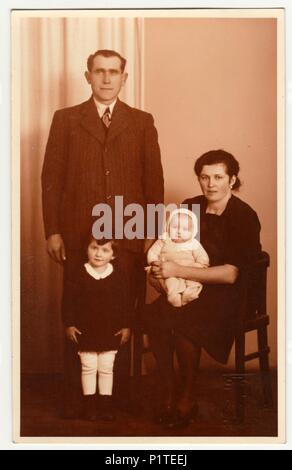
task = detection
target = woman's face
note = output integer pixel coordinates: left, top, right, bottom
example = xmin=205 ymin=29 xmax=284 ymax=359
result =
xmin=198 ymin=163 xmax=236 ymax=203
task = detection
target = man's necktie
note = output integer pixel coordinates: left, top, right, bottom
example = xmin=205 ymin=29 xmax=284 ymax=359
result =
xmin=102 ymin=107 xmax=111 ymax=129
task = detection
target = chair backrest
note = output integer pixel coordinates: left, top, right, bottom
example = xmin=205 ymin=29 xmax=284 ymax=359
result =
xmin=239 ymin=251 xmax=270 ymax=321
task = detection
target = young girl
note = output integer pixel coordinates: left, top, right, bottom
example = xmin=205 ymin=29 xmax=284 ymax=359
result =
xmin=63 ymin=235 xmax=130 ymax=421
xmin=147 ymin=208 xmax=209 ymax=307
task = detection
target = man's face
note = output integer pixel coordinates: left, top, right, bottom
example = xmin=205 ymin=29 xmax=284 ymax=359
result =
xmin=85 ymin=55 xmax=128 ymax=104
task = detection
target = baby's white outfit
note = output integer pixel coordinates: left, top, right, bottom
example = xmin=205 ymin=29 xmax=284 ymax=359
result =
xmin=147 ymin=209 xmax=209 ymax=307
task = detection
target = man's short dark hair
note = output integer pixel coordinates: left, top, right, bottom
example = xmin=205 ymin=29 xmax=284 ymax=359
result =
xmin=87 ymin=49 xmax=127 ymax=73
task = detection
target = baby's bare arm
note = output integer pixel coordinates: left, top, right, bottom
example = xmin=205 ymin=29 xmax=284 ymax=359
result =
xmin=147 ymin=239 xmax=164 ymax=264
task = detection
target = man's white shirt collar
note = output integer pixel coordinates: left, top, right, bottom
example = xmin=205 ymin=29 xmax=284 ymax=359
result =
xmin=93 ymin=97 xmax=117 ymax=118
xmin=84 ymin=262 xmax=113 ymax=280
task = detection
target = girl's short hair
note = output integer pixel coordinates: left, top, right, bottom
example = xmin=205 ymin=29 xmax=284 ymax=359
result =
xmin=85 ymin=231 xmax=119 ymax=256
xmin=194 ymin=149 xmax=242 ymax=190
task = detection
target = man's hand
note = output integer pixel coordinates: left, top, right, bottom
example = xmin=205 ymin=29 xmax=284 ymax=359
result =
xmin=115 ymin=328 xmax=131 ymax=345
xmin=47 ymin=234 xmax=66 ymax=264
xmin=65 ymin=326 xmax=82 ymax=344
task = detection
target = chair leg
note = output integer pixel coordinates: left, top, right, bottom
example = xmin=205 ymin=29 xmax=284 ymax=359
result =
xmin=257 ymin=326 xmax=273 ymax=408
xmin=235 ymin=333 xmax=246 ymax=423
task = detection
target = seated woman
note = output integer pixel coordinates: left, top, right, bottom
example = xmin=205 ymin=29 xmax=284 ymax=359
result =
xmin=144 ymin=149 xmax=261 ymax=429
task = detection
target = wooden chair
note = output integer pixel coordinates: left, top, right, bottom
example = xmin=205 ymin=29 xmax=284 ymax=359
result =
xmin=133 ymin=251 xmax=274 ymax=422
xmin=232 ymin=250 xmax=273 ymax=422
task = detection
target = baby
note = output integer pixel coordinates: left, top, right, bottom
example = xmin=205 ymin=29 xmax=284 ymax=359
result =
xmin=147 ymin=208 xmax=209 ymax=307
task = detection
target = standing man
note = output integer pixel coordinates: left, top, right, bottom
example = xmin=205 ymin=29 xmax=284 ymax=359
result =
xmin=41 ymin=49 xmax=164 ymax=417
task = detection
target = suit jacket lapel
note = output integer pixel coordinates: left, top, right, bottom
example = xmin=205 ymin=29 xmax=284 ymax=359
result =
xmin=106 ymin=98 xmax=129 ymax=143
xmin=80 ymin=97 xmax=105 ymax=144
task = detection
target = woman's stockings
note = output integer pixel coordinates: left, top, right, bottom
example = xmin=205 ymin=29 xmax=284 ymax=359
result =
xmin=147 ymin=328 xmax=175 ymax=406
xmin=148 ymin=329 xmax=201 ymax=413
xmin=174 ymin=335 xmax=201 ymax=413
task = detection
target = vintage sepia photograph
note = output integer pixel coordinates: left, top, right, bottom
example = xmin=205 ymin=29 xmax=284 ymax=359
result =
xmin=12 ymin=8 xmax=285 ymax=443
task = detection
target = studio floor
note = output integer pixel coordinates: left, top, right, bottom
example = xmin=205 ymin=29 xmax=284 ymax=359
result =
xmin=20 ymin=369 xmax=277 ymax=439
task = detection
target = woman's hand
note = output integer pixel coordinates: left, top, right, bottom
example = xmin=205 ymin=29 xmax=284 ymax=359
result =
xmin=151 ymin=260 xmax=180 ymax=279
xmin=115 ymin=328 xmax=131 ymax=345
xmin=65 ymin=326 xmax=82 ymax=344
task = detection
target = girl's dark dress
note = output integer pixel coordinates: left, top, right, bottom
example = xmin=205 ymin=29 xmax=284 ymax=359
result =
xmin=63 ymin=265 xmax=129 ymax=352
xmin=144 ymin=195 xmax=261 ymax=363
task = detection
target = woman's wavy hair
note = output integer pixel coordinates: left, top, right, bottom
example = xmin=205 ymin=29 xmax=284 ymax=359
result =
xmin=194 ymin=149 xmax=242 ymax=190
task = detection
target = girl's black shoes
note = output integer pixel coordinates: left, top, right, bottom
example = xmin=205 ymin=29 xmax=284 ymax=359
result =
xmin=83 ymin=394 xmax=97 ymax=421
xmin=98 ymin=395 xmax=116 ymax=422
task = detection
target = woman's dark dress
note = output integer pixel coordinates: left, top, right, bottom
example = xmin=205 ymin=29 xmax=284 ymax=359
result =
xmin=63 ymin=265 xmax=129 ymax=352
xmin=144 ymin=195 xmax=261 ymax=364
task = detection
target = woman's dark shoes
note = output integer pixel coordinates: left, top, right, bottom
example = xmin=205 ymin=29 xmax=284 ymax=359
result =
xmin=98 ymin=395 xmax=116 ymax=422
xmin=154 ymin=403 xmax=175 ymax=425
xmin=83 ymin=394 xmax=97 ymax=421
xmin=165 ymin=402 xmax=198 ymax=429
